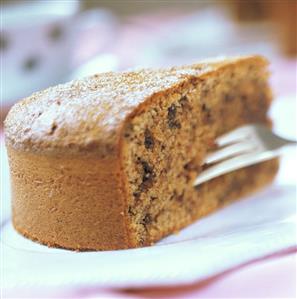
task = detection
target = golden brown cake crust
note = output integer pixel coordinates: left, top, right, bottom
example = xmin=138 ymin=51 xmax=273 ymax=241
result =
xmin=7 ymin=145 xmax=134 ymax=250
xmin=4 ymin=55 xmax=268 ymax=156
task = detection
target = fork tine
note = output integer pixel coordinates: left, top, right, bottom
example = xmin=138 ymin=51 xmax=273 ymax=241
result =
xmin=216 ymin=125 xmax=252 ymax=146
xmin=205 ymin=141 xmax=256 ymax=164
xmin=194 ymin=150 xmax=279 ymax=186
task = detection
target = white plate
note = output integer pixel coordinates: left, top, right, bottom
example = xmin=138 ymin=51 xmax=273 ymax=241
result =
xmin=1 ymin=96 xmax=296 ymax=289
xmin=2 ymin=182 xmax=296 ymax=289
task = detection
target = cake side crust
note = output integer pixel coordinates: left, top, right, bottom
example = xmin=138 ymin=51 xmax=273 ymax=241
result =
xmin=8 ymin=145 xmax=134 ymax=251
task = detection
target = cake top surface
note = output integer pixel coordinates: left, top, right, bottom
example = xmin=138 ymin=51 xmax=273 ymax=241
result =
xmin=4 ymin=55 xmax=267 ymax=156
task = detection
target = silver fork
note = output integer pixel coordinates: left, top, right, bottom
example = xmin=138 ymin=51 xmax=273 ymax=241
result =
xmin=194 ymin=124 xmax=297 ymax=186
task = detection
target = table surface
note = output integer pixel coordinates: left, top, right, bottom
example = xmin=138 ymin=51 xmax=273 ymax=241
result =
xmin=2 ymin=252 xmax=296 ymax=298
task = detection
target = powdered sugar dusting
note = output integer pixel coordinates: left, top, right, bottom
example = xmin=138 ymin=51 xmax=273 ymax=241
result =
xmin=4 ymin=56 xmax=255 ymax=154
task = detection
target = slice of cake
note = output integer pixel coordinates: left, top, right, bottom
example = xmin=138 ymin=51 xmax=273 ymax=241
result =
xmin=4 ymin=55 xmax=278 ymax=251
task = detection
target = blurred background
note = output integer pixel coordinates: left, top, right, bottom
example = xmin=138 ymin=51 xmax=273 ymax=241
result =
xmin=1 ymin=0 xmax=296 ymax=123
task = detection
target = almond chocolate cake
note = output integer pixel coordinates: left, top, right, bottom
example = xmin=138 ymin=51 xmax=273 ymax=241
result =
xmin=4 ymin=55 xmax=278 ymax=251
